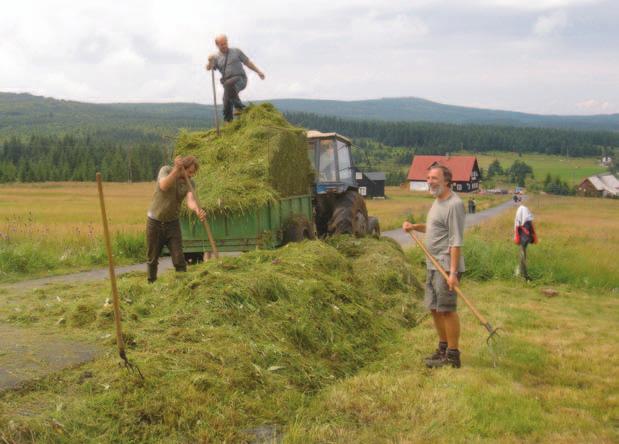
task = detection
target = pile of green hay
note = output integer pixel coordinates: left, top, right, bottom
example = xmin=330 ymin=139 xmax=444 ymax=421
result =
xmin=174 ymin=104 xmax=314 ymax=215
xmin=0 ymin=237 xmax=423 ymax=442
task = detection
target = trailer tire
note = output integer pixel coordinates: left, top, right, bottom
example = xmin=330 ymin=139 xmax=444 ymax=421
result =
xmin=368 ymin=216 xmax=381 ymax=238
xmin=283 ymin=216 xmax=315 ymax=244
xmin=184 ymin=252 xmax=204 ymax=265
xmin=328 ymin=190 xmax=368 ymax=237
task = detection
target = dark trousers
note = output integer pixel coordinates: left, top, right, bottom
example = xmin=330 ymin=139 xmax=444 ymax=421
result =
xmin=222 ymin=76 xmax=246 ymax=121
xmin=146 ymin=218 xmax=186 ymax=282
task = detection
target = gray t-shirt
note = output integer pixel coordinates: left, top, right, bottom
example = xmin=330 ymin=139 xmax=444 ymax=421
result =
xmin=213 ymin=48 xmax=249 ymax=80
xmin=147 ymin=166 xmax=195 ymax=223
xmin=425 ymin=192 xmax=466 ymax=272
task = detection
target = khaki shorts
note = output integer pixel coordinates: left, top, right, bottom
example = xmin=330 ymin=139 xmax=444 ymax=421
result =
xmin=425 ymin=270 xmax=462 ymax=312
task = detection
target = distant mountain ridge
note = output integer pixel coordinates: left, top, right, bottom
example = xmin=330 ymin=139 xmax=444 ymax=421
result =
xmin=268 ymin=97 xmax=619 ymax=131
xmin=1 ymin=92 xmax=618 ymax=135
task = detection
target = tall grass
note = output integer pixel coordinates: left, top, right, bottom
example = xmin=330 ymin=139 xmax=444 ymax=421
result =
xmin=0 ymin=182 xmax=152 ymax=281
xmin=408 ymin=194 xmax=619 ymax=289
xmin=0 ymin=232 xmax=146 ymax=279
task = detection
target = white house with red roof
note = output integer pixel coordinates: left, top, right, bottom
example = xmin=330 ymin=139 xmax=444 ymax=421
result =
xmin=407 ymin=155 xmax=481 ymax=192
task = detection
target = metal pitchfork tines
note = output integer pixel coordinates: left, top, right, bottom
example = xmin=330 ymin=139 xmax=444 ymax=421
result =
xmin=96 ymin=173 xmax=144 ymax=380
xmin=407 ymin=230 xmax=502 ymax=367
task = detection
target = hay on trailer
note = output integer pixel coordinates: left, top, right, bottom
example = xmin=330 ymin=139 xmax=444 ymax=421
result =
xmin=174 ymin=104 xmax=314 ymax=215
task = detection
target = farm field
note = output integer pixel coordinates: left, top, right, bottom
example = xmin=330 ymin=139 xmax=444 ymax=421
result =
xmin=0 ymin=182 xmax=153 ymax=283
xmin=472 ymin=151 xmax=607 ymax=185
xmin=0 ymin=182 xmax=505 ymax=282
xmin=367 ymin=186 xmax=506 ymax=231
xmin=0 ymin=194 xmax=617 ymax=442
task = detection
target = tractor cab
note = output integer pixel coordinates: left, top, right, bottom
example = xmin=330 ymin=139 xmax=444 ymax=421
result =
xmin=307 ymin=131 xmax=357 ymax=195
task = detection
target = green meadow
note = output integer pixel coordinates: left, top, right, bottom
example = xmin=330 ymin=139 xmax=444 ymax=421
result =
xmin=473 ymin=151 xmax=607 ymax=186
xmin=0 ymin=194 xmax=617 ymax=442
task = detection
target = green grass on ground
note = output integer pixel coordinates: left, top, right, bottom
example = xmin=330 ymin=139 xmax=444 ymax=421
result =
xmin=474 ymin=151 xmax=607 ymax=186
xmin=286 ymin=280 xmax=618 ymax=442
xmin=0 ymin=194 xmax=617 ymax=442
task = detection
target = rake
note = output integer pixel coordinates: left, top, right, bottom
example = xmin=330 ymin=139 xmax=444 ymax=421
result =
xmin=96 ymin=173 xmax=144 ymax=379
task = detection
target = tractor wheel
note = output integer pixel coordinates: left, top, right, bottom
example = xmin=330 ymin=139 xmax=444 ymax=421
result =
xmin=368 ymin=216 xmax=381 ymax=238
xmin=283 ymin=216 xmax=315 ymax=244
xmin=328 ymin=190 xmax=369 ymax=237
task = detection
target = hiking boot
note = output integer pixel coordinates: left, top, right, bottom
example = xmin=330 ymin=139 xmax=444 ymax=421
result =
xmin=233 ymin=107 xmax=245 ymax=116
xmin=424 ymin=348 xmax=446 ymax=364
xmin=426 ymin=349 xmax=461 ymax=369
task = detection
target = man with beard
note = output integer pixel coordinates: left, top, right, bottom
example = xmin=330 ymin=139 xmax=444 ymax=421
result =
xmin=402 ymin=164 xmax=466 ymax=368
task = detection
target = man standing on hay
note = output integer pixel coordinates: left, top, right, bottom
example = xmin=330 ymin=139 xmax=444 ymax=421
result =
xmin=206 ymin=34 xmax=265 ymax=122
xmin=403 ymin=165 xmax=466 ymax=368
xmin=146 ymin=156 xmax=206 ymax=283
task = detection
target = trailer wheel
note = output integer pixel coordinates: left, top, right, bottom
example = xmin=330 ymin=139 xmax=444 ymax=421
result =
xmin=328 ymin=190 xmax=368 ymax=237
xmin=368 ymin=216 xmax=381 ymax=238
xmin=283 ymin=216 xmax=315 ymax=244
xmin=184 ymin=252 xmax=204 ymax=265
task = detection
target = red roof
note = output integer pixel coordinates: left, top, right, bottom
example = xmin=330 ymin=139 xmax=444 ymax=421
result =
xmin=407 ymin=155 xmax=478 ymax=182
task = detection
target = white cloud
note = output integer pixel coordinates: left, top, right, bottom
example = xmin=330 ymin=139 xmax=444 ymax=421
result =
xmin=476 ymin=0 xmax=600 ymax=11
xmin=1 ymin=0 xmax=618 ymax=114
xmin=577 ymin=99 xmax=611 ymax=112
xmin=534 ymin=10 xmax=568 ymax=35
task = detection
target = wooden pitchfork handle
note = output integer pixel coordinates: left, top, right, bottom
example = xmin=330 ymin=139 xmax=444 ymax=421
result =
xmin=96 ymin=173 xmax=143 ymax=379
xmin=181 ymin=167 xmax=220 ymax=259
xmin=407 ymin=229 xmax=498 ymax=339
xmin=211 ymin=69 xmax=221 ymax=136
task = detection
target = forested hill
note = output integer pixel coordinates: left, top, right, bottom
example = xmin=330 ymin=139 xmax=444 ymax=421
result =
xmin=287 ymin=113 xmax=619 ymax=157
xmin=2 ymin=93 xmax=619 ymax=136
xmin=273 ymin=97 xmax=619 ymax=131
xmin=0 ymin=92 xmax=211 ymax=138
xmin=1 ymin=93 xmax=618 ymax=183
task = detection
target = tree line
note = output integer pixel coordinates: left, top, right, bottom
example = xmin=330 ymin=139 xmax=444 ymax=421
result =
xmin=0 ymin=134 xmax=168 ymax=183
xmin=286 ymin=112 xmax=619 ymax=157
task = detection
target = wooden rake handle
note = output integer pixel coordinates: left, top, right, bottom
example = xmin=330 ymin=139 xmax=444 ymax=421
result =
xmin=407 ymin=230 xmax=495 ymax=332
xmin=182 ymin=168 xmax=219 ymax=259
xmin=96 ymin=173 xmax=127 ymax=358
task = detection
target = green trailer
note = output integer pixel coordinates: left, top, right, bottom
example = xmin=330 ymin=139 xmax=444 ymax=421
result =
xmin=169 ymin=194 xmax=315 ymax=262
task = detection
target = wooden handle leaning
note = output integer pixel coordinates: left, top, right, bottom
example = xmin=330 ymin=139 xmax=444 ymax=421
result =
xmin=96 ymin=173 xmax=126 ymax=358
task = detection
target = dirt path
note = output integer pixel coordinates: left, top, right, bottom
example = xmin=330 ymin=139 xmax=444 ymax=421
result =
xmin=382 ymin=197 xmax=517 ymax=246
xmin=0 ymin=325 xmax=102 ymax=391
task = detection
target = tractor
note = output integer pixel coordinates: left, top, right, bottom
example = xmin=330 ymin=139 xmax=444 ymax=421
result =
xmin=306 ymin=130 xmax=380 ymax=238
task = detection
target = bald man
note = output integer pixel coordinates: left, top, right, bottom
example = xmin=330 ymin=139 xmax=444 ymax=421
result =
xmin=206 ymin=35 xmax=265 ymax=122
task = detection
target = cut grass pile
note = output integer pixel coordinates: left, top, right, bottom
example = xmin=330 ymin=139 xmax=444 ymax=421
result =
xmin=174 ymin=104 xmax=314 ymax=215
xmin=0 ymin=236 xmax=423 ymax=442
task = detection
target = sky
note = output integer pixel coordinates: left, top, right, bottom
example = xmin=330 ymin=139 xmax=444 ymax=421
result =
xmin=2 ymin=0 xmax=618 ymax=115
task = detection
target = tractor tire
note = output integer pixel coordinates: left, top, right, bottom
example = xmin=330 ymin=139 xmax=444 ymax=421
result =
xmin=328 ymin=190 xmax=369 ymax=237
xmin=283 ymin=216 xmax=315 ymax=244
xmin=368 ymin=216 xmax=381 ymax=238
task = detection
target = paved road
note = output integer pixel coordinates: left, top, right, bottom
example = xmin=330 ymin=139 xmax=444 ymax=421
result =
xmin=382 ymin=197 xmax=517 ymax=246
xmin=0 ymin=259 xmax=175 ymax=292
